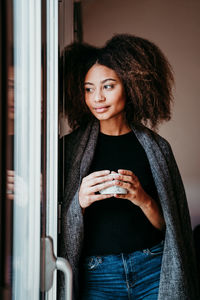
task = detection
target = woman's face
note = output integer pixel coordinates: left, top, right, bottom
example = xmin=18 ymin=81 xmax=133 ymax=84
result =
xmin=84 ymin=64 xmax=126 ymax=122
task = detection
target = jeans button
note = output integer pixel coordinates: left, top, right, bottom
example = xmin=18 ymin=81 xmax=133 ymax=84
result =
xmin=98 ymin=257 xmax=102 ymax=263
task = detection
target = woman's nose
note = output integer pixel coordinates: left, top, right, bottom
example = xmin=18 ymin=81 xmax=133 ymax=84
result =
xmin=94 ymin=89 xmax=105 ymax=102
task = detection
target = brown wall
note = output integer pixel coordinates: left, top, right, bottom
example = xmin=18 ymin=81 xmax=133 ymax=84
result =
xmin=82 ymin=0 xmax=200 ymax=227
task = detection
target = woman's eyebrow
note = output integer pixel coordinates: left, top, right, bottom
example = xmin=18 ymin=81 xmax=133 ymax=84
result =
xmin=84 ymin=82 xmax=94 ymax=85
xmin=101 ymin=78 xmax=117 ymax=84
xmin=84 ymin=78 xmax=117 ymax=85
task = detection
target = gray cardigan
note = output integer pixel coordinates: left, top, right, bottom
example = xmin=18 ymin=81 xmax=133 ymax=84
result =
xmin=59 ymin=120 xmax=200 ymax=299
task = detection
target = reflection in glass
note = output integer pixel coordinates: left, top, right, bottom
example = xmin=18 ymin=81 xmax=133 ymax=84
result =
xmin=5 ymin=65 xmax=15 ymax=300
xmin=12 ymin=1 xmax=41 ymax=298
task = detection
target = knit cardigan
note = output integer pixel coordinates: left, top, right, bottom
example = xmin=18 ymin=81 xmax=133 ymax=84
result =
xmin=59 ymin=120 xmax=200 ymax=300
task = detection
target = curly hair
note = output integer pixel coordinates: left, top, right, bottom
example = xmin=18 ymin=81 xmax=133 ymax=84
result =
xmin=61 ymin=34 xmax=174 ymax=130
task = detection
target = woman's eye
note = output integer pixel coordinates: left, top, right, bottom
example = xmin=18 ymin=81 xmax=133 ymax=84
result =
xmin=104 ymin=84 xmax=114 ymax=90
xmin=85 ymin=87 xmax=94 ymax=93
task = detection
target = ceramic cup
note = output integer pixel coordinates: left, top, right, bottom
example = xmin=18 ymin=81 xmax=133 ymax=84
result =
xmin=99 ymin=173 xmax=127 ymax=195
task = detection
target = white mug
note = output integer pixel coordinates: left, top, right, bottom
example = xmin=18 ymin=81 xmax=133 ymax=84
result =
xmin=99 ymin=173 xmax=127 ymax=195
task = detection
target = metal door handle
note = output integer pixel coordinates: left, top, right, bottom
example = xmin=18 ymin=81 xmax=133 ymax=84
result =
xmin=56 ymin=256 xmax=73 ymax=299
xmin=40 ymin=236 xmax=72 ymax=299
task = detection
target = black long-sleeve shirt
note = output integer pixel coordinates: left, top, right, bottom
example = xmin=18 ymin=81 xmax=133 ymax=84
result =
xmin=83 ymin=131 xmax=163 ymax=256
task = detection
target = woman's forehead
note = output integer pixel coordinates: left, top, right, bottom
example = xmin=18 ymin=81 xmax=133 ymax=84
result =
xmin=85 ymin=64 xmax=119 ymax=83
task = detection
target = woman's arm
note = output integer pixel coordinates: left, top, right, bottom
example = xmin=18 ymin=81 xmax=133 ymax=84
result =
xmin=113 ymin=169 xmax=165 ymax=231
xmin=139 ymin=194 xmax=166 ymax=231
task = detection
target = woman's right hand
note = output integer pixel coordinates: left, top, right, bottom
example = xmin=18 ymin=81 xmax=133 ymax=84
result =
xmin=79 ymin=170 xmax=116 ymax=209
xmin=7 ymin=170 xmax=15 ymax=200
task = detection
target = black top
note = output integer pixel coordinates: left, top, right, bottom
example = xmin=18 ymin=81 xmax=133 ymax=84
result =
xmin=83 ymin=131 xmax=163 ymax=256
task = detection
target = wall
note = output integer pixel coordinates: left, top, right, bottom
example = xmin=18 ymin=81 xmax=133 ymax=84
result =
xmin=82 ymin=0 xmax=200 ymax=228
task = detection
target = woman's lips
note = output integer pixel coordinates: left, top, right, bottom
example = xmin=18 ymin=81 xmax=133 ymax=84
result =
xmin=94 ymin=106 xmax=109 ymax=113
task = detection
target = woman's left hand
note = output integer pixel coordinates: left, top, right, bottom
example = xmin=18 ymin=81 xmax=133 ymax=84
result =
xmin=113 ymin=169 xmax=152 ymax=208
xmin=113 ymin=169 xmax=165 ymax=231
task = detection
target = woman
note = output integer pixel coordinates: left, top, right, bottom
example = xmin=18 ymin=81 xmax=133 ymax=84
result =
xmin=59 ymin=34 xmax=200 ymax=299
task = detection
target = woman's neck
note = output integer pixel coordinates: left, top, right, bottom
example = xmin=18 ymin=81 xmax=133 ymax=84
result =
xmin=100 ymin=118 xmax=131 ymax=136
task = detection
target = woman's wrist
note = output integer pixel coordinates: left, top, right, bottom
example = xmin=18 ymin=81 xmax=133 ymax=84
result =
xmin=137 ymin=191 xmax=152 ymax=210
xmin=138 ymin=193 xmax=165 ymax=231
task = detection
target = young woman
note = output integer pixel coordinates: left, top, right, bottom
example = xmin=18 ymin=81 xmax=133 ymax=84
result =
xmin=58 ymin=34 xmax=200 ymax=299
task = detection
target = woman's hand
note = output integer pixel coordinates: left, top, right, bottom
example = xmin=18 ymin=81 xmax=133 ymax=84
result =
xmin=112 ymin=169 xmax=150 ymax=207
xmin=7 ymin=170 xmax=43 ymax=203
xmin=79 ymin=170 xmax=116 ymax=209
xmin=113 ymin=169 xmax=165 ymax=231
xmin=7 ymin=170 xmax=15 ymax=200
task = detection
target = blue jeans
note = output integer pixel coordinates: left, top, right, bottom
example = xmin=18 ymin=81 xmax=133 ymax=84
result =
xmin=80 ymin=241 xmax=164 ymax=300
